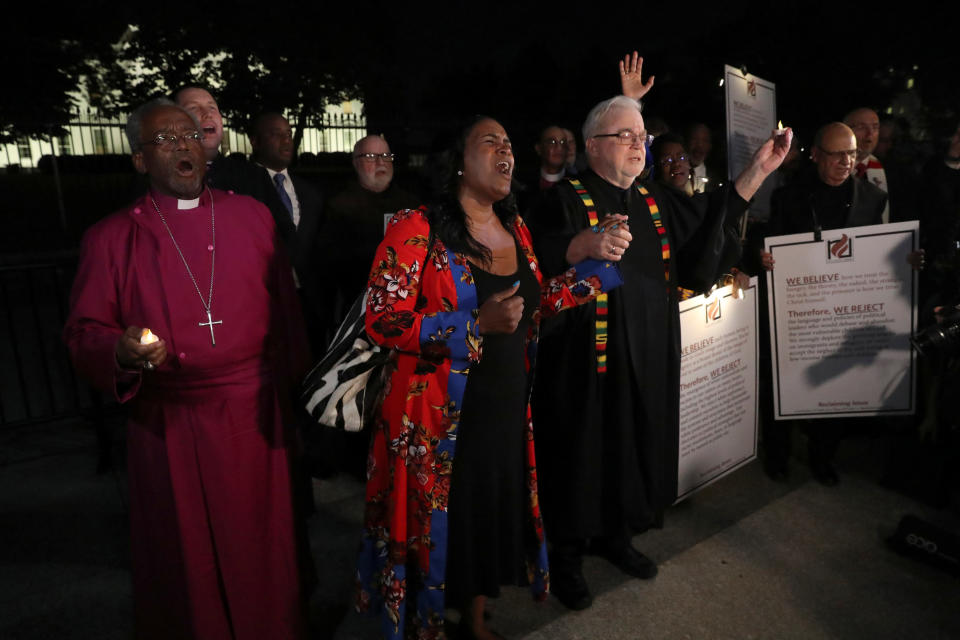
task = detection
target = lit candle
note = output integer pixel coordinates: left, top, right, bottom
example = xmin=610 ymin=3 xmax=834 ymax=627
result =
xmin=776 ymin=120 xmax=787 ymax=136
xmin=140 ymin=328 xmax=159 ymax=345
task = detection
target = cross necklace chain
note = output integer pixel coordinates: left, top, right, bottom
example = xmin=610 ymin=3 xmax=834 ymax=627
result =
xmin=150 ymin=188 xmax=222 ymax=346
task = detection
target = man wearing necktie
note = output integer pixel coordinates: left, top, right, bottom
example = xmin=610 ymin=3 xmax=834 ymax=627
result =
xmin=274 ymin=172 xmax=294 ymax=217
xmin=248 ymin=113 xmax=326 ymax=593
xmin=248 ymin=112 xmax=325 ymax=351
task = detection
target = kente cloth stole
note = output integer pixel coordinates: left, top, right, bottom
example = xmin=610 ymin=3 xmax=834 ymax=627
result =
xmin=569 ymin=178 xmax=671 ymax=374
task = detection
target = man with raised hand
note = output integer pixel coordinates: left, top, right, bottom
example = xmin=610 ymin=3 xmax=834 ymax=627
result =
xmin=530 ymin=75 xmax=791 ymax=610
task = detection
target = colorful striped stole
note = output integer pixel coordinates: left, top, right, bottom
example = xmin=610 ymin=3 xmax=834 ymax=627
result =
xmin=568 ymin=178 xmax=671 ymax=373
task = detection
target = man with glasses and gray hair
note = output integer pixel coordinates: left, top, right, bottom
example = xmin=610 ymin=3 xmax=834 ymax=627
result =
xmin=316 ymin=134 xmax=420 ymax=478
xmin=324 ymin=134 xmax=419 ymax=308
xmin=64 ymin=98 xmax=310 ymax=639
xmin=529 ymin=86 xmax=792 ymax=610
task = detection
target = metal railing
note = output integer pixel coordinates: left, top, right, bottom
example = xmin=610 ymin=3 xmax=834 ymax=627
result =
xmin=0 ymin=252 xmax=123 ymax=471
xmin=1 ymin=106 xmax=368 ymax=170
xmin=0 ymin=253 xmax=99 ymax=427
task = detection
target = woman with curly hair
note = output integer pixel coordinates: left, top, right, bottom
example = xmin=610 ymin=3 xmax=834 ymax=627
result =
xmin=355 ymin=116 xmax=627 ymax=639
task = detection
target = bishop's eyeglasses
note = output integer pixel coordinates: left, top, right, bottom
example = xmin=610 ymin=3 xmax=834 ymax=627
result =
xmin=140 ymin=131 xmax=203 ymax=149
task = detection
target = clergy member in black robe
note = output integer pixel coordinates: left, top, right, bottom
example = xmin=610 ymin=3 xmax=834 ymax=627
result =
xmin=530 ymin=171 xmax=745 ymax=542
xmin=526 ymin=93 xmax=792 ymax=611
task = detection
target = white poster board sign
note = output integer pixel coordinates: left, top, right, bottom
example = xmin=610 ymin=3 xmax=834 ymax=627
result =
xmin=765 ymin=221 xmax=918 ymax=419
xmin=676 ymin=280 xmax=759 ymax=502
xmin=724 ymin=65 xmax=776 ymax=178
xmin=724 ymin=65 xmax=777 ymax=222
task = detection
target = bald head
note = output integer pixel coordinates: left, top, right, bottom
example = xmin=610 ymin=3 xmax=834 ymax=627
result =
xmin=843 ymin=107 xmax=880 ymax=161
xmin=812 ymin=123 xmax=857 ymax=186
xmin=352 ymin=135 xmax=394 ymax=193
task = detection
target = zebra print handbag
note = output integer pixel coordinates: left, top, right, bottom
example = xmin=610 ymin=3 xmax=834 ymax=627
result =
xmin=301 ymin=291 xmax=393 ymax=431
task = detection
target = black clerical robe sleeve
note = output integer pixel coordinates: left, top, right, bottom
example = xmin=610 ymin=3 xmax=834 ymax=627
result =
xmin=526 ymin=185 xmax=588 ymax=279
xmin=661 ymin=184 xmax=749 ymax=293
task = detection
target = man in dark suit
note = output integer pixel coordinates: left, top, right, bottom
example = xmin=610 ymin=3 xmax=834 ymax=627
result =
xmin=248 ymin=112 xmax=325 ymax=352
xmin=763 ymin=122 xmax=886 ymax=241
xmin=247 ymin=112 xmax=325 ymax=591
xmin=760 ymin=122 xmax=886 ymax=485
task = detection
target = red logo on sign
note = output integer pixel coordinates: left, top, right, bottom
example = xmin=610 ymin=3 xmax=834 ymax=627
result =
xmin=828 ymin=234 xmax=852 ymax=260
xmin=706 ymin=297 xmax=722 ymax=323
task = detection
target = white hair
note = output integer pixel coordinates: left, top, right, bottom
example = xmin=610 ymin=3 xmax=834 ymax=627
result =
xmin=582 ymin=95 xmax=643 ymax=142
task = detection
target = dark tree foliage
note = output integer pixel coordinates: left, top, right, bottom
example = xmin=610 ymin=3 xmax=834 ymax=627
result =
xmin=2 ymin=2 xmax=955 ymax=153
xmin=1 ymin=10 xmax=125 ymax=142
xmin=81 ymin=5 xmax=361 ymax=152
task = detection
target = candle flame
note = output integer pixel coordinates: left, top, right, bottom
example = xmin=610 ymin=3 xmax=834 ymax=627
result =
xmin=778 ymin=120 xmax=784 ymax=129
xmin=140 ymin=328 xmax=159 ymax=345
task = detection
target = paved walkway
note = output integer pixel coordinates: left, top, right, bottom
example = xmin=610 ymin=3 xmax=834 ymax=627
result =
xmin=2 ymin=420 xmax=958 ymax=639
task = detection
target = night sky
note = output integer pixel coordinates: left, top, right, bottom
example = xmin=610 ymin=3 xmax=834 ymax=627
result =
xmin=7 ymin=2 xmax=956 ymax=156
xmin=355 ymin=2 xmax=955 ymax=141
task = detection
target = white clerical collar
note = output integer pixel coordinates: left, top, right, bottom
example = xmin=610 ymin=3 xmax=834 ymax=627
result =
xmin=177 ymin=197 xmax=200 ymax=210
xmin=258 ymin=163 xmax=289 ymax=181
xmin=540 ymin=168 xmax=565 ymax=183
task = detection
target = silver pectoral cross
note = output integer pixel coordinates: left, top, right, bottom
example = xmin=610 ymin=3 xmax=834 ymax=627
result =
xmin=199 ymin=310 xmax=223 ymax=346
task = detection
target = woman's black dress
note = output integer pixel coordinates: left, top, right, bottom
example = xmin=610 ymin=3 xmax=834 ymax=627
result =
xmin=444 ymin=242 xmax=540 ymax=606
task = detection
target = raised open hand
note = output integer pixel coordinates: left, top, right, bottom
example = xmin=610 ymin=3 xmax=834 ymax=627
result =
xmin=620 ymin=51 xmax=655 ymax=100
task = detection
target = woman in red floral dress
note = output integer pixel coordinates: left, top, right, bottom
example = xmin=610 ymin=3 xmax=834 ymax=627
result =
xmin=356 ymin=117 xmax=627 ymax=640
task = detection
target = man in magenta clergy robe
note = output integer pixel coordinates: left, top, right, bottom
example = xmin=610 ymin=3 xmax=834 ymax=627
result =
xmin=63 ymin=99 xmax=310 ymax=639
